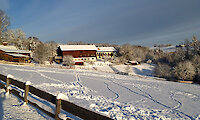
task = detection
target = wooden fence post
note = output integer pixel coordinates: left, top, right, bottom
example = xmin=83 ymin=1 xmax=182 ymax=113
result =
xmin=24 ymin=81 xmax=31 ymax=103
xmin=6 ymin=74 xmax=14 ymax=94
xmin=56 ymin=99 xmax=61 ymax=120
xmin=56 ymin=93 xmax=65 ymax=120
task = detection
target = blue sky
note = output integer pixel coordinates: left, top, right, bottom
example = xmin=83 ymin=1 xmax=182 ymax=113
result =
xmin=1 ymin=0 xmax=200 ymax=46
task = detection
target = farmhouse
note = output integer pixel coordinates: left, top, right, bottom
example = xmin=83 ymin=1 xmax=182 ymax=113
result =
xmin=57 ymin=45 xmax=97 ymax=64
xmin=96 ymin=47 xmax=116 ymax=59
xmin=0 ymin=43 xmax=31 ymax=63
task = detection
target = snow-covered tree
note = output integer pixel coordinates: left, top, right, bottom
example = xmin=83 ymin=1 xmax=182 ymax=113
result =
xmin=3 ymin=29 xmax=28 ymax=50
xmin=174 ymin=61 xmax=196 ymax=81
xmin=45 ymin=41 xmax=57 ymax=57
xmin=154 ymin=62 xmax=173 ymax=79
xmin=27 ymin=36 xmax=42 ymax=51
xmin=192 ymin=55 xmax=200 ymax=83
xmin=118 ymin=44 xmax=149 ymax=63
xmin=0 ymin=9 xmax=10 ymax=43
xmin=62 ymin=55 xmax=74 ymax=67
xmin=32 ymin=42 xmax=48 ymax=64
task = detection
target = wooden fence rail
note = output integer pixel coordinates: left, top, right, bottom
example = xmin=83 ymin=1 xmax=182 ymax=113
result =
xmin=0 ymin=74 xmax=112 ymax=120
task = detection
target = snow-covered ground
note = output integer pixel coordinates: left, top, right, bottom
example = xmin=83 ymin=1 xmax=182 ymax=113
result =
xmin=0 ymin=63 xmax=200 ymax=120
xmin=113 ymin=63 xmax=155 ymax=77
xmin=0 ymin=89 xmax=52 ymax=120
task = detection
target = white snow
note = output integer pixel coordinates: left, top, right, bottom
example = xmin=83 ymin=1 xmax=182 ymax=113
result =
xmin=7 ymin=53 xmax=29 ymax=58
xmin=0 ymin=89 xmax=52 ymax=119
xmin=6 ymin=86 xmax=12 ymax=91
xmin=0 ymin=45 xmax=31 ymax=54
xmin=59 ymin=45 xmax=97 ymax=51
xmin=151 ymin=46 xmax=176 ymax=53
xmin=57 ymin=93 xmax=69 ymax=101
xmin=113 ymin=63 xmax=156 ymax=77
xmin=7 ymin=74 xmax=14 ymax=79
xmin=97 ymin=47 xmax=116 ymax=52
xmin=58 ymin=113 xmax=71 ymax=120
xmin=0 ymin=63 xmax=200 ymax=120
xmin=25 ymin=81 xmax=31 ymax=85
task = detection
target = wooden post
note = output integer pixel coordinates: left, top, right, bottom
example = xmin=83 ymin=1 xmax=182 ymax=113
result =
xmin=6 ymin=77 xmax=10 ymax=93
xmin=6 ymin=74 xmax=14 ymax=94
xmin=24 ymin=81 xmax=31 ymax=103
xmin=55 ymin=99 xmax=61 ymax=120
xmin=56 ymin=93 xmax=64 ymax=120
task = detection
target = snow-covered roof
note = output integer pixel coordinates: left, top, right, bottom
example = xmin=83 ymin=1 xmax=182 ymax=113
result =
xmin=7 ymin=53 xmax=29 ymax=58
xmin=0 ymin=45 xmax=30 ymax=53
xmin=150 ymin=46 xmax=176 ymax=53
xmin=97 ymin=47 xmax=116 ymax=52
xmin=0 ymin=45 xmax=17 ymax=50
xmin=59 ymin=45 xmax=97 ymax=51
xmin=4 ymin=49 xmax=30 ymax=53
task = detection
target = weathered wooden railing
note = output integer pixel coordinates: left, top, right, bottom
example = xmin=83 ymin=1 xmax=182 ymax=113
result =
xmin=0 ymin=74 xmax=112 ymax=120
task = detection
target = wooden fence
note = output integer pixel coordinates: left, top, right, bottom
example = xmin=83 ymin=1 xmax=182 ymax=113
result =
xmin=0 ymin=74 xmax=112 ymax=120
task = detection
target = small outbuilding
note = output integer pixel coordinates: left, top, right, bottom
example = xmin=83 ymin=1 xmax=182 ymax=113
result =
xmin=5 ymin=53 xmax=30 ymax=63
xmin=0 ymin=43 xmax=31 ymax=63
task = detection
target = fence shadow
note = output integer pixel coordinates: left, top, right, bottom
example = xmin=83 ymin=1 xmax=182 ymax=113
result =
xmin=0 ymin=91 xmax=4 ymax=120
xmin=132 ymin=67 xmax=153 ymax=77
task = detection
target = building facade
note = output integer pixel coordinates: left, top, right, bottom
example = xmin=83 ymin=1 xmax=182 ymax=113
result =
xmin=96 ymin=47 xmax=116 ymax=59
xmin=57 ymin=45 xmax=97 ymax=64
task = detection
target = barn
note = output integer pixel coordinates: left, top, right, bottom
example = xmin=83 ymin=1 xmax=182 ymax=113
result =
xmin=56 ymin=45 xmax=97 ymax=64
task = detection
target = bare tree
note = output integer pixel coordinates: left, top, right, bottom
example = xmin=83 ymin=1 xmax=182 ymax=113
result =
xmin=0 ymin=9 xmax=10 ymax=43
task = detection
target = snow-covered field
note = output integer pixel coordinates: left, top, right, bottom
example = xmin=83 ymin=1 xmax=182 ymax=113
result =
xmin=0 ymin=63 xmax=200 ymax=120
